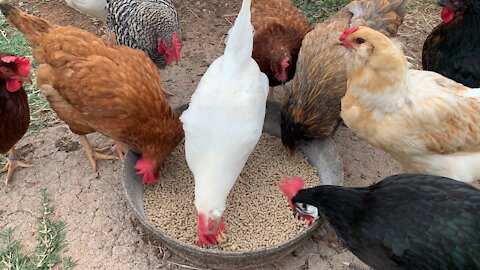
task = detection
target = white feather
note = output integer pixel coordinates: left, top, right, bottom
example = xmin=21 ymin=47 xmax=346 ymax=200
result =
xmin=65 ymin=0 xmax=107 ymax=21
xmin=180 ymin=0 xmax=269 ymax=217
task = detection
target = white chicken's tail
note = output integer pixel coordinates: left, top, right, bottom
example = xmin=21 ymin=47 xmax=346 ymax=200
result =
xmin=223 ymin=0 xmax=253 ymax=70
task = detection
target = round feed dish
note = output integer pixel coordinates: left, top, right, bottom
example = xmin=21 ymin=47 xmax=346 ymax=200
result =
xmin=122 ymin=101 xmax=343 ymax=269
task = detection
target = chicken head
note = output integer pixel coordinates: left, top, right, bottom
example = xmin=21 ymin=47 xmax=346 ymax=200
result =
xmin=437 ymin=0 xmax=471 ymax=23
xmin=196 ymin=211 xmax=226 ymax=246
xmin=278 ymin=177 xmax=314 ymax=225
xmin=0 ymin=56 xmax=31 ymax=92
xmin=134 ymin=157 xmax=159 ymax=185
xmin=271 ymin=57 xmax=290 ymax=83
xmin=157 ymin=32 xmax=181 ymax=64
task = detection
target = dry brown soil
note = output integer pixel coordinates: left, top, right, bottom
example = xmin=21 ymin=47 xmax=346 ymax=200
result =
xmin=0 ymin=0 xmax=462 ymax=269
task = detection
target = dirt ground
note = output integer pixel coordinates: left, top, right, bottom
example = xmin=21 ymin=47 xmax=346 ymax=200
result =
xmin=0 ymin=0 xmax=452 ymax=269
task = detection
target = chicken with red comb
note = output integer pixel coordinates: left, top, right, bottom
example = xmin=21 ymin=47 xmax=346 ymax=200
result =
xmin=278 ymin=177 xmax=314 ymax=225
xmin=0 ymin=53 xmax=33 ymax=184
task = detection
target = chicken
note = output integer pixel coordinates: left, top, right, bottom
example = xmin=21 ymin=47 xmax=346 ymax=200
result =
xmin=340 ymin=26 xmax=480 ymax=183
xmin=0 ymin=53 xmax=33 ymax=184
xmin=180 ymin=0 xmax=269 ymax=246
xmin=106 ymin=0 xmax=181 ymax=69
xmin=250 ymin=0 xmax=310 ymax=96
xmin=280 ymin=174 xmax=480 ymax=270
xmin=280 ymin=0 xmax=406 ymax=153
xmin=0 ymin=4 xmax=183 ymax=185
xmin=65 ymin=0 xmax=107 ymax=21
xmin=422 ymin=0 xmax=480 ymax=88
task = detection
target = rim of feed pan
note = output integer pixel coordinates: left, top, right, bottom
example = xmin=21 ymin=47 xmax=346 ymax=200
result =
xmin=122 ymin=100 xmax=343 ymax=270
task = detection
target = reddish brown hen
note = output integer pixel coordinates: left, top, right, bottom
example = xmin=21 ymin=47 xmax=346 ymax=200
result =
xmin=0 ymin=3 xmax=184 ymax=185
xmin=0 ymin=53 xmax=33 ymax=184
xmin=251 ymin=0 xmax=310 ymax=95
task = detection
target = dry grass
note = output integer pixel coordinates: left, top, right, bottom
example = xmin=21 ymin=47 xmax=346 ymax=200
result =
xmin=396 ymin=0 xmax=441 ymax=70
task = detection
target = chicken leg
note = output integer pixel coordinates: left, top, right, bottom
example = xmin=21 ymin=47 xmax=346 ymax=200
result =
xmin=95 ymin=141 xmax=127 ymax=162
xmin=79 ymin=135 xmax=119 ymax=172
xmin=0 ymin=148 xmax=33 ymax=185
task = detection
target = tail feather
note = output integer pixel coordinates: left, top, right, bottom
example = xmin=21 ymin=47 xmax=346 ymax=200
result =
xmin=223 ymin=0 xmax=253 ymax=66
xmin=0 ymin=3 xmax=53 ymax=45
xmin=347 ymin=0 xmax=407 ymax=37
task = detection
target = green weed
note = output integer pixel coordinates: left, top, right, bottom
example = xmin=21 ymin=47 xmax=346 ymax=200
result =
xmin=0 ymin=11 xmax=56 ymax=132
xmin=0 ymin=189 xmax=75 ymax=270
xmin=293 ymin=0 xmax=351 ymax=24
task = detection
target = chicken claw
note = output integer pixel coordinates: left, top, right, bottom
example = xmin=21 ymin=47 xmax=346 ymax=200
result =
xmin=79 ymin=135 xmax=119 ymax=172
xmin=94 ymin=141 xmax=126 ymax=162
xmin=0 ymin=149 xmax=33 ymax=185
xmin=113 ymin=141 xmax=126 ymax=162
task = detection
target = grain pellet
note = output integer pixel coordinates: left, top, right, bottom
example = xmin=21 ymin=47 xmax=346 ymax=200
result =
xmin=144 ymin=133 xmax=319 ymax=252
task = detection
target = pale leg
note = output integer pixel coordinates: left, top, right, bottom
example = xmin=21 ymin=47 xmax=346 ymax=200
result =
xmin=79 ymin=135 xmax=119 ymax=172
xmin=0 ymin=148 xmax=34 ymax=185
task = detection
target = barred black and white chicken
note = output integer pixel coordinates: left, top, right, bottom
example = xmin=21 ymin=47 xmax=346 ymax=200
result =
xmin=106 ymin=0 xmax=182 ymax=69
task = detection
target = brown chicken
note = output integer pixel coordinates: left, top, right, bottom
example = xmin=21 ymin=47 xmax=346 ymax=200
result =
xmin=280 ymin=0 xmax=406 ymax=153
xmin=0 ymin=52 xmax=33 ymax=184
xmin=251 ymin=0 xmax=310 ymax=95
xmin=0 ymin=3 xmax=183 ymax=185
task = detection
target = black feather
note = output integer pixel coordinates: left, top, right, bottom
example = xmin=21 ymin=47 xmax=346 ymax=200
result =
xmin=293 ymin=173 xmax=480 ymax=270
xmin=422 ymin=2 xmax=480 ymax=88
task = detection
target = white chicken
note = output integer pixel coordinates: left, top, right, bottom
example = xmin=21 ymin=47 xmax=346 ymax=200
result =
xmin=65 ymin=0 xmax=107 ymax=21
xmin=180 ymin=0 xmax=269 ymax=246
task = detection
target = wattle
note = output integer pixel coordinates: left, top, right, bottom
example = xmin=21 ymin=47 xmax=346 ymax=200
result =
xmin=441 ymin=7 xmax=455 ymax=23
xmin=6 ymin=80 xmax=21 ymax=92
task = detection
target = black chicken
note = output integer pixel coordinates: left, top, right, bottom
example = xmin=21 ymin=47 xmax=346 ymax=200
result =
xmin=289 ymin=174 xmax=480 ymax=270
xmin=422 ymin=0 xmax=480 ymax=88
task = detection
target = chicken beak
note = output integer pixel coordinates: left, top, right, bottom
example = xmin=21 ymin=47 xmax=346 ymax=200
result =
xmin=13 ymin=75 xmax=32 ymax=85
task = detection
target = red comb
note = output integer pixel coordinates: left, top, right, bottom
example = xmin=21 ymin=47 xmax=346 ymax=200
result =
xmin=278 ymin=177 xmax=313 ymax=225
xmin=134 ymin=158 xmax=159 ymax=185
xmin=1 ymin=56 xmax=31 ymax=76
xmin=339 ymin=26 xmax=360 ymax=41
xmin=278 ymin=177 xmax=305 ymax=207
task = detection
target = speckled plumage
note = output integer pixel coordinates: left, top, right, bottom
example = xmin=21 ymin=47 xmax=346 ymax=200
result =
xmin=293 ymin=174 xmax=480 ymax=270
xmin=106 ymin=0 xmax=181 ymax=68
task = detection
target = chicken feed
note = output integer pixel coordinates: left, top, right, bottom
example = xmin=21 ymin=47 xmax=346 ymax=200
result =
xmin=144 ymin=133 xmax=319 ymax=251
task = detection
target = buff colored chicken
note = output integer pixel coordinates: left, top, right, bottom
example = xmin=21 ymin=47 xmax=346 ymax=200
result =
xmin=340 ymin=26 xmax=480 ymax=183
xmin=0 ymin=4 xmax=183 ymax=184
xmin=280 ymin=0 xmax=406 ymax=153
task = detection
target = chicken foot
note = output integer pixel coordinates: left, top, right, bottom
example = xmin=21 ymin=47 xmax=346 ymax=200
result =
xmin=0 ymin=148 xmax=34 ymax=185
xmin=79 ymin=135 xmax=119 ymax=172
xmin=94 ymin=141 xmax=126 ymax=162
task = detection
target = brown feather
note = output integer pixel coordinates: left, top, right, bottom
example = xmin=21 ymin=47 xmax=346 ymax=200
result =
xmin=280 ymin=0 xmax=407 ymax=152
xmin=251 ymin=0 xmax=310 ymax=86
xmin=0 ymin=52 xmax=30 ymax=154
xmin=1 ymin=4 xmax=183 ymax=171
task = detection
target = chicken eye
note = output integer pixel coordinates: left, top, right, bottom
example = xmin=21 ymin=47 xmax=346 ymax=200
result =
xmin=356 ymin=38 xmax=365 ymax=44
